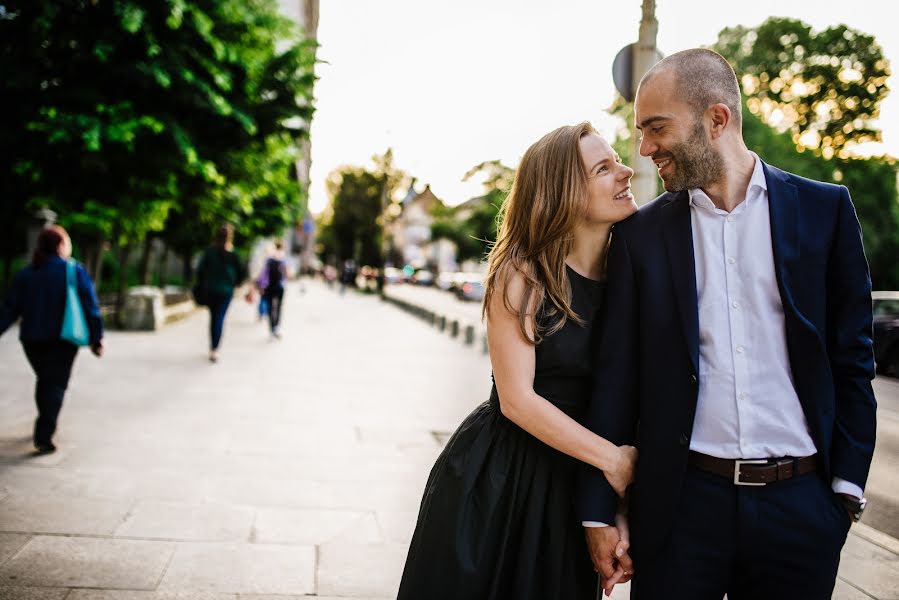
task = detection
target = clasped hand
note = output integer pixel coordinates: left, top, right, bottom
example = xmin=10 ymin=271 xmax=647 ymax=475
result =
xmin=585 ymin=510 xmax=633 ymax=597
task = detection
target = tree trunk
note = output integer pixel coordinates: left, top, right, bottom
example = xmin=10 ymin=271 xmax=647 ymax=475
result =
xmin=138 ymin=236 xmax=153 ymax=285
xmin=93 ymin=239 xmax=106 ymax=291
xmin=156 ymin=246 xmax=170 ymax=288
xmin=114 ymin=244 xmax=132 ymax=326
xmin=83 ymin=237 xmax=106 ymax=286
xmin=182 ymin=250 xmax=193 ymax=284
xmin=82 ymin=240 xmax=96 ymax=281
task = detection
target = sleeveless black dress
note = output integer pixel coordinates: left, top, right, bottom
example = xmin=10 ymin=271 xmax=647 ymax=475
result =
xmin=397 ymin=266 xmax=605 ymax=600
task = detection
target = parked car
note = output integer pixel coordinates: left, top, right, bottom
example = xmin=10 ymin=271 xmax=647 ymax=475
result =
xmin=450 ymin=271 xmax=482 ymax=294
xmin=436 ymin=271 xmax=456 ymax=291
xmin=383 ymin=267 xmax=404 ymax=284
xmin=456 ymin=274 xmax=486 ymax=302
xmin=873 ymin=291 xmax=899 ymax=377
xmin=412 ymin=269 xmax=434 ymax=286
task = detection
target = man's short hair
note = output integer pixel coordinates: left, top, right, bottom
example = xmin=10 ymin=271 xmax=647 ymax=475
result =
xmin=643 ymin=48 xmax=743 ymax=129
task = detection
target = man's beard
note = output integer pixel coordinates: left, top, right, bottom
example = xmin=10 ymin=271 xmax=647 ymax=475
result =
xmin=659 ymin=120 xmax=724 ymax=192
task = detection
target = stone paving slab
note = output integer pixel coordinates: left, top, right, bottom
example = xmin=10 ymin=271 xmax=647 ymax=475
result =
xmin=833 ymin=579 xmax=881 ymax=600
xmin=0 ymin=533 xmax=30 ymax=567
xmin=69 ymin=592 xmax=236 ymax=600
xmin=373 ymin=510 xmax=418 ymax=544
xmin=0 ymin=494 xmax=134 ymax=536
xmin=0 ymin=585 xmax=69 ymax=600
xmin=0 ymin=438 xmax=69 ymax=467
xmin=253 ymin=507 xmax=380 ymax=545
xmin=157 ymin=542 xmax=315 ymax=595
xmin=0 ymin=536 xmax=174 ymax=589
xmin=204 ymin=476 xmax=425 ymax=514
xmin=317 ymin=543 xmax=410 ymax=598
xmin=308 ymin=597 xmax=390 ymax=600
xmin=115 ymin=501 xmax=255 ymax=542
xmin=0 ymin=464 xmax=215 ymax=505
xmin=241 ymin=597 xmax=389 ymax=600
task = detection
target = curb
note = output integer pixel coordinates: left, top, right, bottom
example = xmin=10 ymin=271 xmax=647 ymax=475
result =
xmin=380 ymin=290 xmax=488 ymax=354
xmin=851 ymin=521 xmax=899 ymax=555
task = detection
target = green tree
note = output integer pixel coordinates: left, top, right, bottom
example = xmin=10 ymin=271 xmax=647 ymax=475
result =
xmin=430 ymin=160 xmax=514 ymax=264
xmin=739 ymin=98 xmax=899 ymax=288
xmin=318 ymin=151 xmax=408 ymax=267
xmin=320 ymin=168 xmax=385 ymax=266
xmin=711 ymin=18 xmax=899 ymax=289
xmin=713 ymin=17 xmax=890 ymax=159
xmin=1 ymin=0 xmax=316 ymax=298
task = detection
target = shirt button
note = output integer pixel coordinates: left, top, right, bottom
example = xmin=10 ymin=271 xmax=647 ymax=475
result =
xmin=732 ymin=301 xmax=739 ymax=308
xmin=726 ymin=215 xmax=733 ymax=222
xmin=739 ymin=392 xmax=747 ymax=400
xmin=727 ymin=257 xmax=736 ymax=265
xmin=736 ymin=345 xmax=744 ymax=353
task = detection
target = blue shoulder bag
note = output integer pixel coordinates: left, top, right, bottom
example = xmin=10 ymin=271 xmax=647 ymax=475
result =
xmin=61 ymin=259 xmax=90 ymax=346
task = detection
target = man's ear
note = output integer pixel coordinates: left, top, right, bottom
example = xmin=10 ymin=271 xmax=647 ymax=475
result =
xmin=708 ymin=103 xmax=731 ymax=139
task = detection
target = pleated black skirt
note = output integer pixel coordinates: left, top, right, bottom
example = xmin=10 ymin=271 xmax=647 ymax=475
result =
xmin=397 ymin=397 xmax=596 ymax=600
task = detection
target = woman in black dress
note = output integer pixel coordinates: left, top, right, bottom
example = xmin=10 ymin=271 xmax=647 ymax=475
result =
xmin=397 ymin=122 xmax=639 ymax=600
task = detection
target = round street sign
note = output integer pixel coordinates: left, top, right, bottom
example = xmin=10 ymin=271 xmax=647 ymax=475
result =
xmin=612 ymin=43 xmax=637 ymax=102
xmin=612 ymin=43 xmax=664 ymax=102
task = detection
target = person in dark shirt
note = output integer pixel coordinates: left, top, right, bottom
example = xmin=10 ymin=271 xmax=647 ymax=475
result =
xmin=195 ymin=224 xmax=247 ymax=362
xmin=262 ymin=241 xmax=287 ymax=339
xmin=0 ymin=225 xmax=104 ymax=454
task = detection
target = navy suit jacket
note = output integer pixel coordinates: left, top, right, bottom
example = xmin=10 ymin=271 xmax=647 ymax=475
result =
xmin=0 ymin=256 xmax=104 ymax=346
xmin=577 ymin=162 xmax=877 ymax=564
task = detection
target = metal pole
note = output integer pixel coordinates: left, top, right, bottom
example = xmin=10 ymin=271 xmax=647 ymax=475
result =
xmin=631 ymin=0 xmax=660 ymax=205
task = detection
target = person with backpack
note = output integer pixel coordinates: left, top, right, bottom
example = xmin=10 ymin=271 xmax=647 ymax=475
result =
xmin=0 ymin=225 xmax=104 ymax=454
xmin=262 ymin=241 xmax=287 ymax=339
xmin=194 ymin=224 xmax=247 ymax=362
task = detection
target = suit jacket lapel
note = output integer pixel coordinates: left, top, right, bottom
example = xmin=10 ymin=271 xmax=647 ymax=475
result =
xmin=764 ymin=163 xmax=800 ymax=314
xmin=662 ymin=191 xmax=700 ymax=375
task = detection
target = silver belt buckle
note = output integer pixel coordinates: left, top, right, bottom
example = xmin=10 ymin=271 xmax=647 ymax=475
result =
xmin=734 ymin=459 xmax=768 ymax=486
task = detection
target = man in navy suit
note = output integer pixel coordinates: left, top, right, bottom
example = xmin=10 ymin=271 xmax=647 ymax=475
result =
xmin=578 ymin=49 xmax=877 ymax=599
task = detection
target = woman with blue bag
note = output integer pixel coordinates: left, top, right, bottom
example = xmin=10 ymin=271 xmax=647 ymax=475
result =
xmin=0 ymin=225 xmax=104 ymax=454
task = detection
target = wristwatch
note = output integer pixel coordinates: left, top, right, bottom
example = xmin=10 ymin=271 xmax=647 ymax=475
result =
xmin=838 ymin=494 xmax=867 ymax=523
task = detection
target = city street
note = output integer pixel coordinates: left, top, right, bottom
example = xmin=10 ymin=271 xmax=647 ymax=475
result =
xmin=0 ymin=280 xmax=896 ymax=599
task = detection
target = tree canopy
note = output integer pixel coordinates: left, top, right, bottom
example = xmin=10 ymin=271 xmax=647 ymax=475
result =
xmin=317 ymin=150 xmax=408 ymax=267
xmin=430 ymin=160 xmax=513 ymax=265
xmin=1 ymin=0 xmax=316 ymax=291
xmin=711 ymin=17 xmax=898 ymax=289
xmin=713 ymin=17 xmax=890 ymax=159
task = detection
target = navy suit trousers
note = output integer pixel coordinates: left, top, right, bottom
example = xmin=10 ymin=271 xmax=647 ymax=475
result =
xmin=631 ymin=465 xmax=851 ymax=600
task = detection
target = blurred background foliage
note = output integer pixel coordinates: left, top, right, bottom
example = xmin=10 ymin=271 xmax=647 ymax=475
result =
xmin=0 ymin=0 xmax=316 ymax=299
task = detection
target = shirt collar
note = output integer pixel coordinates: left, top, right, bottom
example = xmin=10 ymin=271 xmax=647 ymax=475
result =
xmin=688 ymin=152 xmax=767 ymax=209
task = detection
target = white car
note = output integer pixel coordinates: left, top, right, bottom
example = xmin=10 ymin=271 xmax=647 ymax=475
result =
xmin=383 ymin=267 xmax=404 ymax=284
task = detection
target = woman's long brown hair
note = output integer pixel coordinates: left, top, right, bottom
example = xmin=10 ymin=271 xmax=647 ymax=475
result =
xmin=482 ymin=122 xmax=595 ymax=344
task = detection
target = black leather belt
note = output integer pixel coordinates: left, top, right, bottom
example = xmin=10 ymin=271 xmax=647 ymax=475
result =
xmin=688 ymin=451 xmax=818 ymax=486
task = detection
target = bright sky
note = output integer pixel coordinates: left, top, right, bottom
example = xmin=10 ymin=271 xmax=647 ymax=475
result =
xmin=304 ymin=0 xmax=899 ymax=213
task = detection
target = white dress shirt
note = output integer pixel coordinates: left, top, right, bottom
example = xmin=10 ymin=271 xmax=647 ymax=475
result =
xmin=689 ymin=154 xmax=861 ymax=499
xmin=584 ymin=154 xmax=861 ymax=528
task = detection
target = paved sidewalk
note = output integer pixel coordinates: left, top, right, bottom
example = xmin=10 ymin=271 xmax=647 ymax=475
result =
xmin=0 ymin=280 xmax=896 ymax=599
